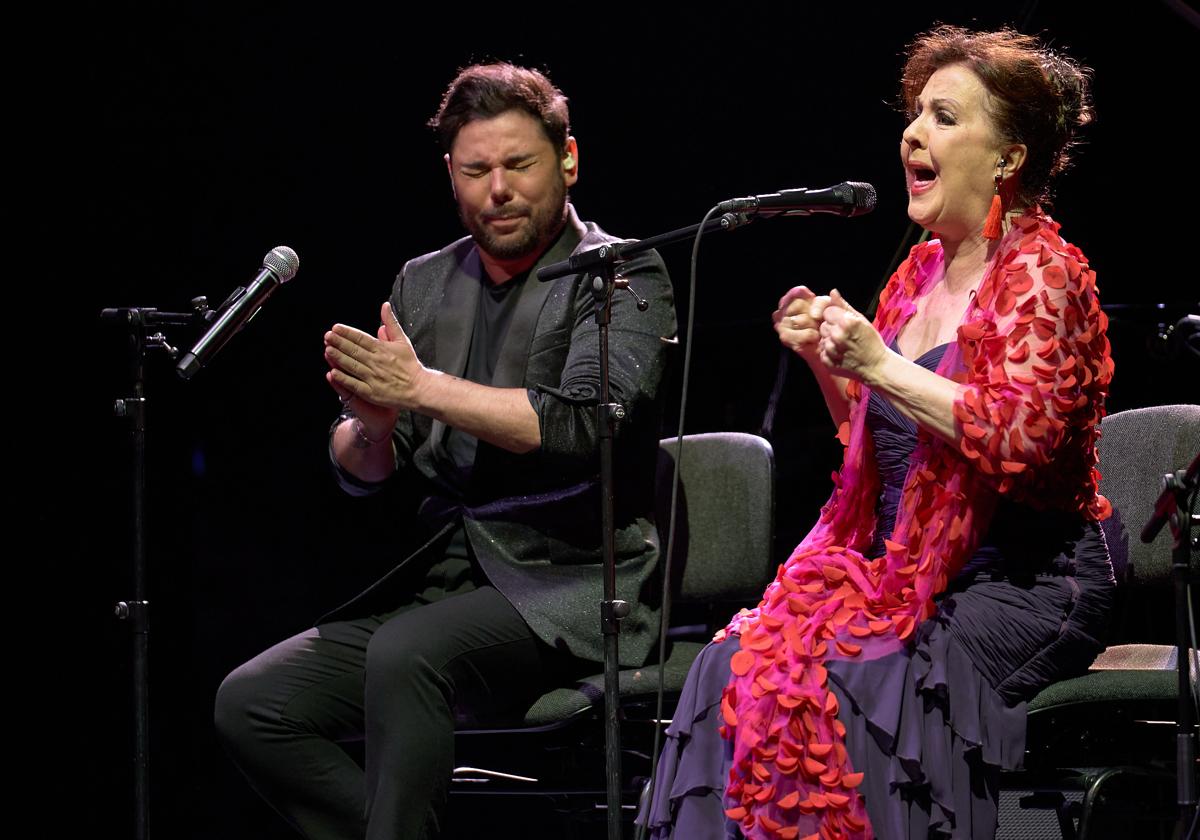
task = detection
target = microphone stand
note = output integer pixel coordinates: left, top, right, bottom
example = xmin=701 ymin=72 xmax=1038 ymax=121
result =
xmin=1141 ymin=452 xmax=1199 ymax=838
xmin=101 ymin=299 xmax=212 ymax=840
xmin=539 ymin=211 xmax=750 ymax=840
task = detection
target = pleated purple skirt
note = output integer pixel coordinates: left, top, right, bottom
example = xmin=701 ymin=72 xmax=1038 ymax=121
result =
xmin=639 ymin=551 xmax=1112 ymax=840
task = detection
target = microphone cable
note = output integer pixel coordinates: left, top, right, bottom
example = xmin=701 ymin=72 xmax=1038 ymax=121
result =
xmin=636 ymin=203 xmax=720 ymax=840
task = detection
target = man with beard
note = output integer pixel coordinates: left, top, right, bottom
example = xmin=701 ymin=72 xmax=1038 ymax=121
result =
xmin=215 ymin=63 xmax=676 ymax=839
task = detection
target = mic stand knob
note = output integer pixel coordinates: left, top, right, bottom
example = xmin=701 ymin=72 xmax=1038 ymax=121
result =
xmin=146 ymin=333 xmax=178 ymax=359
xmin=614 ymin=276 xmax=649 ymax=311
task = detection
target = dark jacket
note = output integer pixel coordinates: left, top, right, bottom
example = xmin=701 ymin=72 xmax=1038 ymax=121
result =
xmin=322 ymin=206 xmax=676 ymax=667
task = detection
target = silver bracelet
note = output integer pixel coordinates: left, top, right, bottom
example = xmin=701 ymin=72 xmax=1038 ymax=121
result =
xmin=348 ymin=417 xmax=390 ymax=449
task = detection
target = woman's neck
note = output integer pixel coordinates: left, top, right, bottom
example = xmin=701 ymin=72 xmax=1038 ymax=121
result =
xmin=939 ymin=232 xmax=995 ymax=293
xmin=937 ymin=205 xmax=1029 ymax=292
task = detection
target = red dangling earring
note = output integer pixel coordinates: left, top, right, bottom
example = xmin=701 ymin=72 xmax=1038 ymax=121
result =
xmin=983 ymin=158 xmax=1005 ymax=240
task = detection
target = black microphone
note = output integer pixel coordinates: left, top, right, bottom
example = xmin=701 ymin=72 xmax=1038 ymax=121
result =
xmin=176 ymin=245 xmax=299 ymax=380
xmin=717 ymin=182 xmax=877 ymax=217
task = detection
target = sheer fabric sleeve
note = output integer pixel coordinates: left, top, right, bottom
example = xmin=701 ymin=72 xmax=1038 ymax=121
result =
xmin=951 ymin=215 xmax=1113 ymax=518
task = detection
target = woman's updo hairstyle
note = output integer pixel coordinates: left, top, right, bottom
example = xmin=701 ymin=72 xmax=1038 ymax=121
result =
xmin=902 ymin=25 xmax=1093 ymax=209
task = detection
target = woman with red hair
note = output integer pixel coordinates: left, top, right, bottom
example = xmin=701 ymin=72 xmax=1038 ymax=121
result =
xmin=642 ymin=26 xmax=1113 ymax=840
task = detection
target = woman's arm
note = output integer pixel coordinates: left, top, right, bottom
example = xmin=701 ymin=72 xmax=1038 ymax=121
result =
xmin=815 ymin=226 xmax=1111 ymax=496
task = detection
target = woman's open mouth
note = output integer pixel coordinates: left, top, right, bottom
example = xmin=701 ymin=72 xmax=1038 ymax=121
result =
xmin=908 ymin=165 xmax=937 ymax=194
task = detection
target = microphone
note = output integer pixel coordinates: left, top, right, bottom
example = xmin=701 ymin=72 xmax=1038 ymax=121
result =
xmin=176 ymin=245 xmax=299 ymax=380
xmin=717 ymin=182 xmax=877 ymax=217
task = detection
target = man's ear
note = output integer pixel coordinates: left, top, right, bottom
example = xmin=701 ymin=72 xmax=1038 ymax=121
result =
xmin=561 ymin=137 xmax=579 ymax=187
xmin=444 ymin=152 xmax=457 ymax=199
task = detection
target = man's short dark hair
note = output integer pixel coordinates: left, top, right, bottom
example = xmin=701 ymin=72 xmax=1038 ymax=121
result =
xmin=429 ymin=63 xmax=570 ymax=156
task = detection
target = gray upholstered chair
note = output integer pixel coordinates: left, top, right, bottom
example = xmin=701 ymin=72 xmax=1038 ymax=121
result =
xmin=449 ymin=432 xmax=776 ymax=826
xmin=1002 ymin=404 xmax=1200 ymax=840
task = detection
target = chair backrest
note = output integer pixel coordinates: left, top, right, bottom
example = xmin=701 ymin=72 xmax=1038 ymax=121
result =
xmin=1097 ymin=404 xmax=1200 ymax=585
xmin=655 ymin=432 xmax=775 ymax=607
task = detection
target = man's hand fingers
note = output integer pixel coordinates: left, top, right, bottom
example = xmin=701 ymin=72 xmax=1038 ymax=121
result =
xmin=324 ymin=344 xmax=371 ymax=379
xmin=329 ymin=323 xmax=375 ymax=346
xmin=326 ymin=370 xmax=354 ymax=401
xmin=327 ymin=367 xmax=369 ymax=399
xmin=329 ymin=328 xmax=389 ymax=365
xmin=380 ymin=302 xmax=407 ymax=342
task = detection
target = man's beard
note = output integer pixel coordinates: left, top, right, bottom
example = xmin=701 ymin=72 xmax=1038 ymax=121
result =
xmin=462 ymin=177 xmax=568 ymax=262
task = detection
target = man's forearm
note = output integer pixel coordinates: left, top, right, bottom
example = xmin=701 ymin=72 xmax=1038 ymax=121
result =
xmin=413 ymin=371 xmax=541 ymax=454
xmin=325 ymin=305 xmax=541 ymax=456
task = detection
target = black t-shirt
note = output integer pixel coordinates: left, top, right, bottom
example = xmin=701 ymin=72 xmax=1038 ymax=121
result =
xmin=421 ymin=268 xmax=530 ymax=599
xmin=441 ymin=267 xmax=529 ymax=489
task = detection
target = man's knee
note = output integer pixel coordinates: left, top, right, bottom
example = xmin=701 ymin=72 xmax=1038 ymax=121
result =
xmin=213 ymin=661 xmax=263 ymax=755
xmin=363 ymin=616 xmax=458 ymax=718
xmin=364 ymin=617 xmax=437 ymax=682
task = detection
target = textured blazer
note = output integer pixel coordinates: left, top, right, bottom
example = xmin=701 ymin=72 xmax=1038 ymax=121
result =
xmin=323 ymin=206 xmax=677 ymax=667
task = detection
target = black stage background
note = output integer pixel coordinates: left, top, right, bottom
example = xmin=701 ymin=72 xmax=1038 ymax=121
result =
xmin=33 ymin=2 xmax=1195 ymax=837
